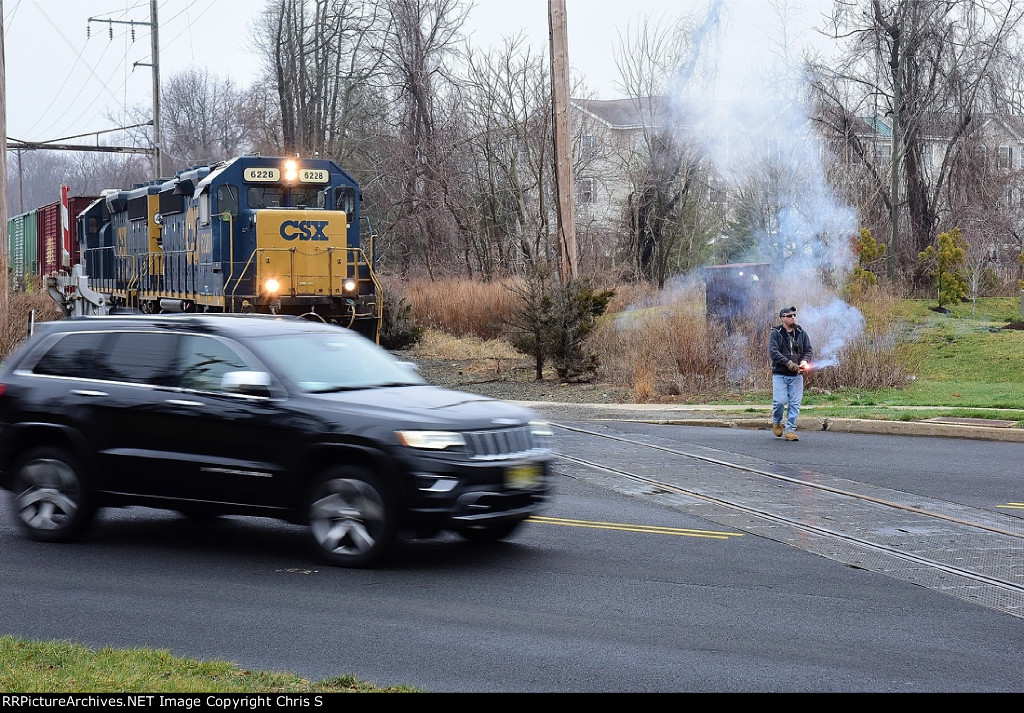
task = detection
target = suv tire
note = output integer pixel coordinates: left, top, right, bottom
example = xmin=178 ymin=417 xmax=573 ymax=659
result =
xmin=10 ymin=447 xmax=95 ymax=543
xmin=305 ymin=466 xmax=397 ymax=567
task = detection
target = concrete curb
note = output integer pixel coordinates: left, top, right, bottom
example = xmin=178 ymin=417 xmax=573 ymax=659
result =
xmin=514 ymin=402 xmax=1024 ymax=443
xmin=621 ymin=416 xmax=1024 ymax=443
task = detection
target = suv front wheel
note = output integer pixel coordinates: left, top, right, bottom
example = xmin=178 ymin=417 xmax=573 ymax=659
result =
xmin=305 ymin=466 xmax=397 ymax=567
xmin=10 ymin=447 xmax=95 ymax=542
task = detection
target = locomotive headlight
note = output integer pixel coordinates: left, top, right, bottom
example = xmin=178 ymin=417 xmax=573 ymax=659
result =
xmin=283 ymin=159 xmax=298 ymax=182
xmin=264 ymin=278 xmax=281 ymax=294
xmin=343 ymin=279 xmax=357 ymax=293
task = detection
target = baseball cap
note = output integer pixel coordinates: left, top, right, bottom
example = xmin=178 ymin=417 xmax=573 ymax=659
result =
xmin=779 ymin=306 xmax=796 ymax=317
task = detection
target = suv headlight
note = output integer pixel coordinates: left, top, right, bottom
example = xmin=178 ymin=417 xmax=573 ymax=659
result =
xmin=395 ymin=430 xmax=466 ymax=450
xmin=529 ymin=420 xmax=555 ymax=449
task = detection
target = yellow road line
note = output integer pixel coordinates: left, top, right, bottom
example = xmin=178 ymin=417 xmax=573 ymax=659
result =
xmin=996 ymin=503 xmax=1024 ymax=509
xmin=528 ymin=515 xmax=743 ymax=539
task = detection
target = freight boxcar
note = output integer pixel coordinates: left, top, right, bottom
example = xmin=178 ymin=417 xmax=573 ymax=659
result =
xmin=7 ymin=210 xmax=39 ymax=288
xmin=36 ymin=195 xmax=99 ymax=276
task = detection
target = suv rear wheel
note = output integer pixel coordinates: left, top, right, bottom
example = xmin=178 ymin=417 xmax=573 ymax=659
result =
xmin=10 ymin=447 xmax=95 ymax=542
xmin=305 ymin=466 xmax=396 ymax=567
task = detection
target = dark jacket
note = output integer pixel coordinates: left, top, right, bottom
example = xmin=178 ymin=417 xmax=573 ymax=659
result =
xmin=769 ymin=323 xmax=813 ymax=376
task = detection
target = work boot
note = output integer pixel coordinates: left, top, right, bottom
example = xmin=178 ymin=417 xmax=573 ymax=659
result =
xmin=772 ymin=423 xmax=783 ymax=437
xmin=784 ymin=431 xmax=799 ymax=441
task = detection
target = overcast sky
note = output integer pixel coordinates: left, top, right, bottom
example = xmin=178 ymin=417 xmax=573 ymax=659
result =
xmin=3 ymin=0 xmax=834 ymax=143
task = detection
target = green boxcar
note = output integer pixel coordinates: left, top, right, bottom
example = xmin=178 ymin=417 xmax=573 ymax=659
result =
xmin=7 ymin=210 xmax=39 ymax=288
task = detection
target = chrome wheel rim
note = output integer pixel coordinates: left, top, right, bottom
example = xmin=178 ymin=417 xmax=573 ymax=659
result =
xmin=16 ymin=458 xmax=80 ymax=532
xmin=309 ymin=478 xmax=386 ymax=556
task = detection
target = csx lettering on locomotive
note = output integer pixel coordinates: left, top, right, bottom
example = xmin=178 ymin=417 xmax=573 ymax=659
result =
xmin=280 ymin=220 xmax=330 ymax=241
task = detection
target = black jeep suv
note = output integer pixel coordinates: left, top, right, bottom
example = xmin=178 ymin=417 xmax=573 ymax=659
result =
xmin=0 ymin=315 xmax=554 ymax=566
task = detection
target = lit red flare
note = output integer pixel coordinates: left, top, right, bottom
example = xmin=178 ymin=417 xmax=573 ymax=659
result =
xmin=799 ymin=360 xmax=812 ymax=373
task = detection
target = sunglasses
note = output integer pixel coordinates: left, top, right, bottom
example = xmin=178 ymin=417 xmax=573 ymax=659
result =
xmin=782 ymin=313 xmax=796 ymax=318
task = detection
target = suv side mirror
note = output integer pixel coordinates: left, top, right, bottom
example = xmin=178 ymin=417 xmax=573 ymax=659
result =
xmin=221 ymin=370 xmax=272 ymax=398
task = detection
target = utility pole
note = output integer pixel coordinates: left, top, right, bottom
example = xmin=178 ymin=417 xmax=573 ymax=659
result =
xmin=149 ymin=0 xmax=161 ymax=178
xmin=1 ymin=0 xmax=9 ymax=321
xmin=548 ymin=0 xmax=577 ymax=283
xmin=88 ymin=0 xmax=162 ymax=177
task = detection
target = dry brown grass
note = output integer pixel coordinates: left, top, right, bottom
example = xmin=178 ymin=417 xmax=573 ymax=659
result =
xmin=398 ymin=277 xmax=519 ymax=340
xmin=407 ymin=328 xmax=522 ymax=360
xmin=396 ymin=275 xmax=917 ymax=401
xmin=406 ymin=328 xmax=529 ymax=381
xmin=591 ymin=285 xmax=914 ymax=400
xmin=592 ymin=305 xmax=768 ymax=401
xmin=1 ymin=281 xmax=63 ymax=361
xmin=808 ymin=288 xmax=920 ymax=390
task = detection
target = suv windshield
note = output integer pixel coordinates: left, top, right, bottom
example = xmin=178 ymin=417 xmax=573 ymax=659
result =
xmin=253 ymin=332 xmax=425 ymax=393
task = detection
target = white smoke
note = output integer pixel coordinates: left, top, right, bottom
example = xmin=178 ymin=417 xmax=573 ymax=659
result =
xmin=672 ymin=0 xmax=865 ymax=367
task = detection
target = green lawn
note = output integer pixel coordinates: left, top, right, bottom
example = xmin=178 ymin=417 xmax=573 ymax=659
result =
xmin=0 ymin=636 xmax=417 ymax=693
xmin=751 ymin=298 xmax=1024 ymax=424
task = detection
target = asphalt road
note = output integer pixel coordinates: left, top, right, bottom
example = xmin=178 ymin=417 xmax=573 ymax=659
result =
xmin=2 ymin=424 xmax=1023 ymax=692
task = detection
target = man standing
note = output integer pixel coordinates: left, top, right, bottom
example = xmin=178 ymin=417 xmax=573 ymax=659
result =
xmin=769 ymin=306 xmax=813 ymax=441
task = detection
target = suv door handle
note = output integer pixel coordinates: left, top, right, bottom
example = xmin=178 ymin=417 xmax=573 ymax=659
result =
xmin=70 ymin=389 xmax=109 ymax=397
xmin=165 ymin=399 xmax=204 ymax=407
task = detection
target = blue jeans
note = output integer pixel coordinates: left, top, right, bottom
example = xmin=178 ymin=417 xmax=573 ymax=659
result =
xmin=772 ymin=374 xmax=804 ymax=432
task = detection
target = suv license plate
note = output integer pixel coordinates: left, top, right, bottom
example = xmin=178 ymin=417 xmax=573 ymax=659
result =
xmin=505 ymin=464 xmax=541 ymax=489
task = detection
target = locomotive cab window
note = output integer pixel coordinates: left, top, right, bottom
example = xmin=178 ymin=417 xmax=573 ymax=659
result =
xmin=248 ymin=186 xmax=283 ymax=208
xmin=217 ymin=185 xmax=239 ymax=219
xmin=334 ymin=186 xmax=355 ymax=214
xmin=291 ymin=187 xmax=325 ymax=208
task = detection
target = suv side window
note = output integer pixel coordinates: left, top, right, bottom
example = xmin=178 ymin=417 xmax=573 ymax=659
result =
xmin=177 ymin=335 xmax=253 ymax=392
xmin=32 ymin=332 xmax=104 ymax=378
xmin=94 ymin=332 xmax=179 ymax=386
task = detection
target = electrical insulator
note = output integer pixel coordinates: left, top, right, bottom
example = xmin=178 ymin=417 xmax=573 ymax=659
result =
xmin=131 ymin=27 xmax=135 ymax=41
xmin=108 ymin=21 xmax=113 ymax=40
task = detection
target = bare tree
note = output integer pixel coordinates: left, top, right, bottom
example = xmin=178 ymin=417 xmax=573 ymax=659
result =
xmin=257 ymin=0 xmax=387 ymax=161
xmin=811 ymin=0 xmax=1024 ymax=277
xmin=460 ymin=35 xmax=554 ymax=276
xmin=372 ymin=0 xmax=471 ymax=278
xmin=6 ymin=151 xmax=149 ymax=215
xmin=160 ymin=68 xmax=252 ymax=166
xmin=614 ymin=13 xmax=718 ymax=287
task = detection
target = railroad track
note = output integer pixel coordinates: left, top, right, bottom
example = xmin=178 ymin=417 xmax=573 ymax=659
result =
xmin=550 ymin=422 xmax=1024 ymax=619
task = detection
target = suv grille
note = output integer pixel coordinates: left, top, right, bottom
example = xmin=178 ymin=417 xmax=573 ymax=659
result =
xmin=463 ymin=426 xmax=540 ymax=460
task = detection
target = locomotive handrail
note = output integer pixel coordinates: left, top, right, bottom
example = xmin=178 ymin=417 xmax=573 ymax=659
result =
xmin=220 ymin=212 xmax=240 ymax=301
xmin=115 ymin=252 xmax=139 ymax=309
xmin=229 ymin=248 xmax=260 ymax=309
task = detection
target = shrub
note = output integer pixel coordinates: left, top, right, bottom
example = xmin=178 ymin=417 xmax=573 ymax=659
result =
xmin=505 ymin=267 xmax=614 ymax=382
xmin=377 ymin=284 xmax=423 ymax=350
xmin=919 ymin=227 xmax=968 ymax=309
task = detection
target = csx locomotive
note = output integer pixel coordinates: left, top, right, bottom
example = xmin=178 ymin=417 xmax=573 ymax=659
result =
xmin=32 ymin=155 xmax=381 ymax=340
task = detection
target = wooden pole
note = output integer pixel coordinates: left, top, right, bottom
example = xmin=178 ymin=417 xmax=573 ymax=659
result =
xmin=0 ymin=0 xmax=9 ymax=323
xmin=548 ymin=0 xmax=577 ymax=283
